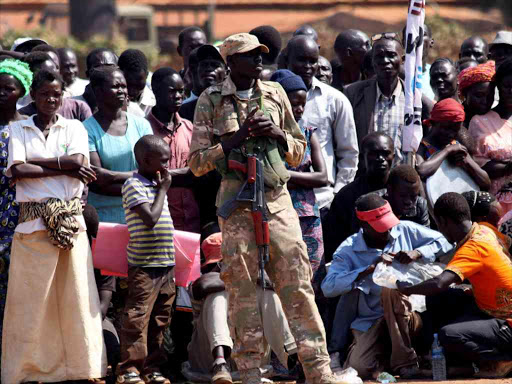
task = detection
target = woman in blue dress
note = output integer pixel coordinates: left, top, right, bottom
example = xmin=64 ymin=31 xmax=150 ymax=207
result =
xmin=84 ymin=66 xmax=152 ymax=224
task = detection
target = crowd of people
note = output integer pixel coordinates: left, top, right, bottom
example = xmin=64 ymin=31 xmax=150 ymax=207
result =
xmin=0 ymin=19 xmax=512 ymax=384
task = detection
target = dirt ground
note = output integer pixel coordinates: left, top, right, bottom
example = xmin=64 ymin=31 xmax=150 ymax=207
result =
xmin=366 ymin=380 xmax=512 ymax=384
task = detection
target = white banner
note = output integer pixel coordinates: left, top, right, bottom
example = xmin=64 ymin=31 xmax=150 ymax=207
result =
xmin=402 ymin=0 xmax=426 ymax=153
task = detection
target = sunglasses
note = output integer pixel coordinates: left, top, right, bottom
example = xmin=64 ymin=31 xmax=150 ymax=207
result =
xmin=371 ymin=32 xmax=401 ymax=44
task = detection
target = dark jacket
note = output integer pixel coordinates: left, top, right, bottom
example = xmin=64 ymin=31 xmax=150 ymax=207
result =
xmin=179 ymin=98 xmax=198 ymax=122
xmin=343 ymin=78 xmax=434 ymax=149
xmin=384 ymin=193 xmax=430 ymax=228
xmin=323 ymin=177 xmax=385 ymax=262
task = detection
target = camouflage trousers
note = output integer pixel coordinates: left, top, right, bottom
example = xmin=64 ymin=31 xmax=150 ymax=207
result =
xmin=219 ymin=197 xmax=331 ymax=383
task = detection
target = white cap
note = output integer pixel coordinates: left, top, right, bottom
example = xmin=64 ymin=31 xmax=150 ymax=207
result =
xmin=10 ymin=37 xmax=48 ymax=52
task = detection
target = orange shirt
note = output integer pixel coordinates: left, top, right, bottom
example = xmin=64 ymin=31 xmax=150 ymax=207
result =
xmin=446 ymin=222 xmax=512 ymax=326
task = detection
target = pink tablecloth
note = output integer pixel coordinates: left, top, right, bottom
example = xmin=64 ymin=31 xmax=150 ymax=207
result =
xmin=92 ymin=222 xmax=201 ymax=287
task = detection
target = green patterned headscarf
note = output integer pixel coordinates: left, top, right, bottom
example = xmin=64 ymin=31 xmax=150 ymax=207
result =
xmin=0 ymin=59 xmax=33 ymax=96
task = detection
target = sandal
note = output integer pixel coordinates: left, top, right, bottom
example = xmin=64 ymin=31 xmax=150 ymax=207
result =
xmin=142 ymin=372 xmax=171 ymax=384
xmin=116 ymin=372 xmax=145 ymax=384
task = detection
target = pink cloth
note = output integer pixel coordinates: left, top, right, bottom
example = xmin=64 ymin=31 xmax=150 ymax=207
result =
xmin=147 ymin=111 xmax=200 ymax=232
xmin=469 ymin=111 xmax=512 ymax=212
xmin=92 ymin=223 xmax=201 ymax=287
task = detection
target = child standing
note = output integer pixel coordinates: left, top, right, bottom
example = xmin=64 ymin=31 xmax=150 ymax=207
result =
xmin=118 ymin=135 xmax=176 ymax=384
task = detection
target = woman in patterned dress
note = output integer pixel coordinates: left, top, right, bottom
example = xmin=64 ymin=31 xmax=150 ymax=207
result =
xmin=270 ymin=69 xmax=328 ymax=274
xmin=0 ymin=59 xmax=32 ymax=363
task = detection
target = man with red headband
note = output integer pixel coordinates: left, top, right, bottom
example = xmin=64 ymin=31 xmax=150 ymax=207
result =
xmin=322 ymin=193 xmax=451 ymax=380
xmin=416 ymin=98 xmax=490 ymax=191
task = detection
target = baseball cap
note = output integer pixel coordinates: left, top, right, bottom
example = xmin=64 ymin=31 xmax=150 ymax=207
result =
xmin=201 ymin=232 xmax=223 ymax=267
xmin=355 ymin=201 xmax=399 ymax=233
xmin=11 ymin=37 xmax=48 ymax=52
xmin=197 ymin=44 xmax=225 ymax=65
xmin=219 ymin=33 xmax=269 ymax=62
xmin=490 ymin=31 xmax=512 ymax=48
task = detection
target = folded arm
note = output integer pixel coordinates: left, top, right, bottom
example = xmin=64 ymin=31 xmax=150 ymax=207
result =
xmin=88 ymin=151 xmax=134 ymax=196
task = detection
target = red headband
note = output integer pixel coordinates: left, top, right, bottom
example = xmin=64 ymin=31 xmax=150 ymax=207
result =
xmin=356 ymin=201 xmax=399 ymax=233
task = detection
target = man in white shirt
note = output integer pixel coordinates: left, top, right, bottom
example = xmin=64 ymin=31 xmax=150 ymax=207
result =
xmin=286 ymin=35 xmax=359 ymax=215
xmin=118 ymin=49 xmax=156 ymax=117
xmin=58 ymin=48 xmax=89 ymax=97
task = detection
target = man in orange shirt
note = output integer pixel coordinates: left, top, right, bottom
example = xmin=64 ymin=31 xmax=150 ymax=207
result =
xmin=397 ymin=192 xmax=512 ymax=378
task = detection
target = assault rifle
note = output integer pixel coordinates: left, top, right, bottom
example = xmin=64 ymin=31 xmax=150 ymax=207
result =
xmin=217 ymin=151 xmax=270 ymax=291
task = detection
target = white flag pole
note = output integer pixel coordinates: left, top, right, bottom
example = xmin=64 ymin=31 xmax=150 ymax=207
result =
xmin=403 ymin=0 xmax=426 ymax=158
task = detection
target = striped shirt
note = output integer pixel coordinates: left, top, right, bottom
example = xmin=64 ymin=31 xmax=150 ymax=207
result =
xmin=122 ymin=173 xmax=175 ymax=267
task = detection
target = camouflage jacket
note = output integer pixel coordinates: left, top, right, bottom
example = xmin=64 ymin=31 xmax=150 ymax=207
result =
xmin=189 ymin=76 xmax=306 ymax=214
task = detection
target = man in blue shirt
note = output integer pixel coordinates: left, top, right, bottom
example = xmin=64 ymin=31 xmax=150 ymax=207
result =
xmin=322 ymin=193 xmax=451 ymax=379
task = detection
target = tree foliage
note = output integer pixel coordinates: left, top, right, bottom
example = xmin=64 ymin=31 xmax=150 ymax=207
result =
xmin=0 ymin=28 xmax=169 ymax=74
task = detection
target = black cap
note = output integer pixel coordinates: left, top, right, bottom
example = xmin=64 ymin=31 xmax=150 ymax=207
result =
xmin=197 ymin=45 xmax=225 ymax=65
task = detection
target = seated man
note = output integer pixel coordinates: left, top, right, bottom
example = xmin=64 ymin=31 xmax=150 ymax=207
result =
xmin=385 ymin=164 xmax=429 ymax=227
xmin=398 ymin=192 xmax=512 ymax=379
xmin=186 ymin=232 xmax=299 ymax=384
xmin=324 ymin=134 xmax=430 ymax=262
xmin=417 ymin=98 xmax=490 ymax=193
xmin=322 ymin=193 xmax=451 ymax=379
xmin=323 ymin=133 xmax=393 ymax=262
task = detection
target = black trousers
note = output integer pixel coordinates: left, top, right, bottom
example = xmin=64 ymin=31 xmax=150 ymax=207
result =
xmin=423 ymin=288 xmax=512 ymax=363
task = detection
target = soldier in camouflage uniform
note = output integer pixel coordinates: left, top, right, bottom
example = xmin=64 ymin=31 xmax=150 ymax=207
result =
xmin=189 ymin=33 xmax=340 ymax=384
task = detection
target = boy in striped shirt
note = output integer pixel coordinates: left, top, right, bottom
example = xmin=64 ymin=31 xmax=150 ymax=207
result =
xmin=118 ymin=135 xmax=176 ymax=384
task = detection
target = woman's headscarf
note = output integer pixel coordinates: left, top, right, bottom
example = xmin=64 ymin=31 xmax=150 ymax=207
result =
xmin=423 ymin=98 xmax=465 ymax=127
xmin=0 ymin=59 xmax=33 ymax=96
xmin=457 ymin=60 xmax=495 ymax=100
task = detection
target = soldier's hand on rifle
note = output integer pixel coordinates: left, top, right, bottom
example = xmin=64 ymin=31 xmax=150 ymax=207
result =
xmin=222 ymin=108 xmax=260 ymax=154
xmin=249 ymin=115 xmax=287 ymax=146
xmin=156 ymin=168 xmax=172 ymax=191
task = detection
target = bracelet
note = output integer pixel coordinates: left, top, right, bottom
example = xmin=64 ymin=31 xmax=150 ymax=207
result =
xmin=57 ymin=156 xmax=61 ymax=170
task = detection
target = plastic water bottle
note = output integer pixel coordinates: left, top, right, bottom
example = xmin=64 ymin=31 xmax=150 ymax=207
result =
xmin=432 ymin=333 xmax=447 ymax=381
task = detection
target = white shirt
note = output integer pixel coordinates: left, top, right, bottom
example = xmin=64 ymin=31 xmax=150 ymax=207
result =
xmin=16 ymin=94 xmax=32 ymax=110
xmin=127 ymin=86 xmax=156 ymax=117
xmin=7 ymin=115 xmax=89 ymax=233
xmin=64 ymin=77 xmax=89 ymax=98
xmin=301 ymin=77 xmax=359 ymax=209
